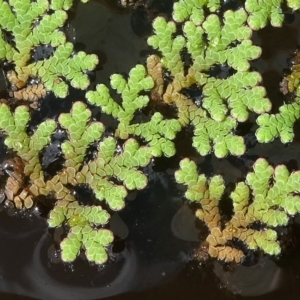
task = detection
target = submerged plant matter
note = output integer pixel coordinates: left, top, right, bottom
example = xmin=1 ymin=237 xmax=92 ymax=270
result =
xmin=175 ymin=158 xmax=300 ymax=262
xmin=256 ymin=50 xmax=300 ymax=144
xmin=0 ymin=0 xmax=97 ymax=98
xmin=282 ymin=50 xmax=300 ymax=97
xmin=0 ymin=0 xmax=300 ymax=267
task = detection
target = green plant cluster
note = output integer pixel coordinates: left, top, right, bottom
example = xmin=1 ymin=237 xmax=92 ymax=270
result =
xmin=0 ymin=103 xmax=56 ymax=179
xmin=0 ymin=103 xmax=56 ymax=208
xmin=147 ymin=1 xmax=300 ymax=154
xmin=175 ymin=158 xmax=300 ymax=262
xmin=245 ymin=0 xmax=285 ymax=30
xmin=48 ymin=201 xmax=113 ymax=264
xmin=1 ymin=0 xmax=300 ymax=268
xmin=86 ymin=65 xmax=182 ymax=157
xmin=0 ymin=0 xmax=98 ymax=98
xmin=0 ymin=101 xmax=153 ymax=263
xmin=146 ymin=6 xmax=271 ymax=157
xmin=256 ymin=99 xmax=300 ymax=143
xmin=287 ymin=0 xmax=300 ymax=10
xmin=244 ymin=0 xmax=300 ymax=30
xmin=170 ymin=0 xmax=290 ymax=38
xmin=256 ymin=49 xmax=300 ymax=144
xmin=173 ymin=0 xmax=220 ymax=24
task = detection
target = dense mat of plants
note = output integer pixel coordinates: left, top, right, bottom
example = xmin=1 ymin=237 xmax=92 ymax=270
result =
xmin=0 ymin=0 xmax=300 ymax=264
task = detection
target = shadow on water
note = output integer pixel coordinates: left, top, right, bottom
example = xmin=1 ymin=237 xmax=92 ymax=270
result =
xmin=0 ymin=171 xmax=194 ymax=300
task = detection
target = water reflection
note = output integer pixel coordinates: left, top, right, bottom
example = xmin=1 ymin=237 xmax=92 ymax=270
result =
xmin=0 ymin=171 xmax=193 ymax=300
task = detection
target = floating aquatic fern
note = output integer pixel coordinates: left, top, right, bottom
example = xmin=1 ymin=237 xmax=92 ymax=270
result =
xmin=0 ymin=101 xmax=154 ymax=263
xmin=147 ymin=8 xmax=270 ymax=157
xmin=1 ymin=0 xmax=300 ymax=270
xmin=86 ymin=65 xmax=182 ymax=157
xmin=173 ymin=0 xmax=220 ymax=24
xmin=245 ymin=0 xmax=284 ymax=30
xmin=202 ymin=71 xmax=270 ymax=122
xmin=287 ymin=0 xmax=300 ymax=10
xmin=0 ymin=0 xmax=98 ymax=98
xmin=175 ymin=158 xmax=300 ymax=262
xmin=147 ymin=17 xmax=185 ymax=76
xmin=256 ymin=99 xmax=300 ymax=143
xmin=186 ymin=9 xmax=261 ymax=72
xmin=244 ymin=0 xmax=300 ymax=30
xmin=57 ymin=102 xmax=152 ymax=210
xmin=149 ymin=7 xmax=261 ymax=75
xmin=48 ymin=201 xmax=113 ymax=264
xmin=256 ymin=49 xmax=300 ymax=143
xmin=0 ymin=103 xmax=56 ymax=208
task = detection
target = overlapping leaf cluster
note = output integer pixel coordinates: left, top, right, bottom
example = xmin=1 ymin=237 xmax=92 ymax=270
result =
xmin=256 ymin=50 xmax=300 ymax=144
xmin=147 ymin=0 xmax=300 ymax=155
xmin=1 ymin=0 xmax=300 ymax=268
xmin=0 ymin=103 xmax=56 ymax=208
xmin=245 ymin=0 xmax=284 ymax=30
xmin=146 ymin=3 xmax=271 ymax=158
xmin=0 ymin=0 xmax=160 ymax=265
xmin=245 ymin=2 xmax=300 ymax=143
xmin=256 ymin=99 xmax=300 ymax=143
xmin=0 ymin=0 xmax=98 ymax=98
xmin=287 ymin=0 xmax=300 ymax=10
xmin=0 ymin=101 xmax=152 ymax=264
xmin=86 ymin=65 xmax=182 ymax=158
xmin=175 ymin=158 xmax=300 ymax=262
xmin=245 ymin=0 xmax=300 ymax=30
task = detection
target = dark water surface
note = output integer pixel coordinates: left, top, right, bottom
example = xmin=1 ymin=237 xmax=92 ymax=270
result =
xmin=0 ymin=171 xmax=195 ymax=300
xmin=1 ymin=1 xmax=300 ymax=299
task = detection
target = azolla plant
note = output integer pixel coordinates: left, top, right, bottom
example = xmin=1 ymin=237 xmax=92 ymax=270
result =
xmin=0 ymin=0 xmax=97 ymax=98
xmin=86 ymin=64 xmax=181 ymax=157
xmin=0 ymin=99 xmax=154 ymax=264
xmin=175 ymin=158 xmax=300 ymax=262
xmin=1 ymin=0 xmax=300 ymax=266
xmin=146 ymin=7 xmax=270 ymax=157
xmin=0 ymin=0 xmax=153 ymax=264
